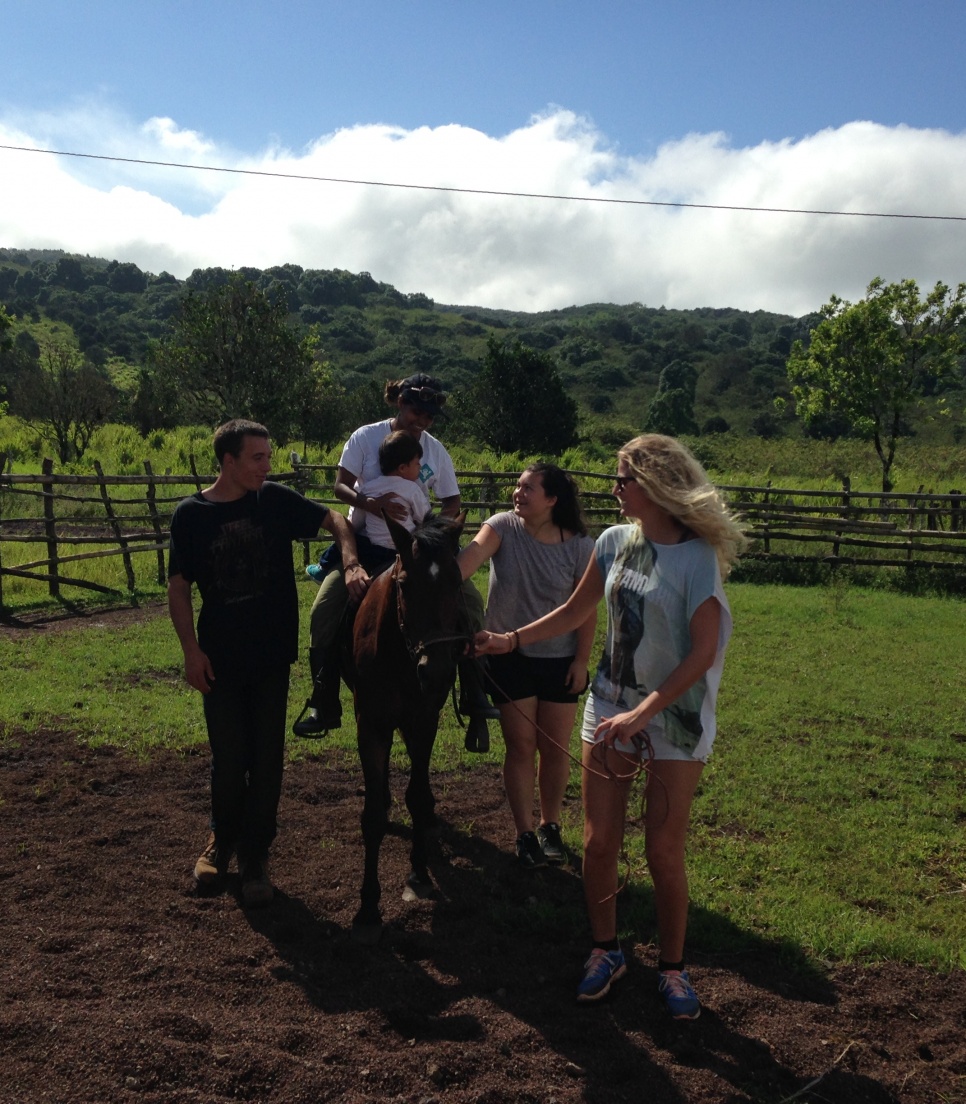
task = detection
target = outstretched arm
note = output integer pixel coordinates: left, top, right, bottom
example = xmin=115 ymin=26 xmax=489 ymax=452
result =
xmin=322 ymin=508 xmax=370 ymax=601
xmin=457 ymin=522 xmax=502 ymax=581
xmin=475 ymin=555 xmax=605 ymax=654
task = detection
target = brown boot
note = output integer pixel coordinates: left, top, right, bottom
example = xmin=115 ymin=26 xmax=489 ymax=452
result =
xmin=193 ymin=832 xmax=232 ymax=886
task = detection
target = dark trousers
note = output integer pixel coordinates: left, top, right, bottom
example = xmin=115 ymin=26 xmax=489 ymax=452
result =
xmin=202 ymin=664 xmax=291 ymax=862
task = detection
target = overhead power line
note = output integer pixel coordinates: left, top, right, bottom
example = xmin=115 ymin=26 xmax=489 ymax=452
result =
xmin=2 ymin=142 xmax=965 ymax=222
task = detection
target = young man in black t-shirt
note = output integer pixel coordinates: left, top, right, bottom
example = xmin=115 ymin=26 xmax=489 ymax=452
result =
xmin=168 ymin=419 xmax=368 ymax=906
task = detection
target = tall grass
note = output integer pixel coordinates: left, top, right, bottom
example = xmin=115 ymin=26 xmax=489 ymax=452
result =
xmin=3 ymin=417 xmax=966 ymax=493
xmin=0 ymin=419 xmax=218 ymax=477
xmin=1 ymin=579 xmax=963 ymax=971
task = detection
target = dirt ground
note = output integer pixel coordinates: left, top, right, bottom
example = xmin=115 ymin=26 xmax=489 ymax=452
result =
xmin=2 ymin=605 xmax=964 ymax=1104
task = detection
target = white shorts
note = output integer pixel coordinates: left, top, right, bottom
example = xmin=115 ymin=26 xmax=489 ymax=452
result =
xmin=580 ymin=693 xmax=712 ymax=764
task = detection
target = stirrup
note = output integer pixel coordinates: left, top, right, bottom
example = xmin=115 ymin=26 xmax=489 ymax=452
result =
xmin=292 ymin=699 xmax=340 ymax=738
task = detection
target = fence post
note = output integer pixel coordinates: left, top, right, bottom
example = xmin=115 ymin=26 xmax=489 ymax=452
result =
xmin=41 ymin=458 xmax=60 ymax=598
xmin=951 ymin=490 xmax=963 ymax=533
xmin=93 ymin=459 xmax=136 ymax=592
xmin=908 ymin=486 xmax=923 ymax=561
xmin=761 ymin=481 xmax=772 ymax=555
xmin=143 ymin=461 xmax=168 ymax=586
xmin=188 ymin=454 xmax=204 ymax=492
xmin=832 ymin=476 xmax=851 ymax=560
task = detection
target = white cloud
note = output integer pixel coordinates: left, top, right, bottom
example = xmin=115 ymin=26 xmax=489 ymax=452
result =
xmin=1 ymin=107 xmax=965 ymax=316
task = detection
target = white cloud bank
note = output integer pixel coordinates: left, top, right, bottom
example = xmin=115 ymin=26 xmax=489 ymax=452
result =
xmin=1 ymin=107 xmax=965 ymax=317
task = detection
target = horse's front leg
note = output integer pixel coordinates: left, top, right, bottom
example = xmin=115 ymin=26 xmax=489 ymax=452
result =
xmin=353 ymin=717 xmax=392 ymax=943
xmin=400 ymin=718 xmax=440 ymax=900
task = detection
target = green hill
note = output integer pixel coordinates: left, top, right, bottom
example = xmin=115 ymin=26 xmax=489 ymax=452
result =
xmin=2 ymin=246 xmax=963 ymax=454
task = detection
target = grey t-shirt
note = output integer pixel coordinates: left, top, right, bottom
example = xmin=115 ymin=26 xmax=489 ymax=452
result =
xmin=482 ymin=511 xmax=594 ymax=658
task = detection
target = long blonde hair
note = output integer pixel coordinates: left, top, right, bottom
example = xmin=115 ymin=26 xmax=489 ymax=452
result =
xmin=618 ymin=434 xmax=748 ymax=578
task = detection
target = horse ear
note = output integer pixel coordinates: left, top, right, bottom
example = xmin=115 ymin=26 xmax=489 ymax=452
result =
xmin=385 ymin=511 xmax=415 ymax=568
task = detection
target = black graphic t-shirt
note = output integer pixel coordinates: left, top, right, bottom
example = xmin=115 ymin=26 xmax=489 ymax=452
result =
xmin=168 ymin=481 xmax=328 ymax=673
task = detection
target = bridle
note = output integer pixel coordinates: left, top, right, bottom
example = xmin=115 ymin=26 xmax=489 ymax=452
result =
xmin=391 ymin=559 xmax=472 ymax=663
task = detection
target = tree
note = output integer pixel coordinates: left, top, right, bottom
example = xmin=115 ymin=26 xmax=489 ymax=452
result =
xmin=0 ymin=306 xmax=12 ymax=415
xmin=50 ymin=256 xmax=90 ymax=292
xmin=293 ymin=354 xmax=350 ymax=450
xmin=155 ymin=276 xmax=314 ymax=440
xmin=786 ymin=278 xmax=966 ymax=491
xmin=642 ymin=359 xmax=699 ymax=436
xmin=460 ymin=337 xmax=578 ymax=455
xmin=129 ymin=352 xmax=186 ymax=436
xmin=106 ymin=261 xmax=148 ymax=294
xmin=15 ymin=342 xmax=117 ymax=463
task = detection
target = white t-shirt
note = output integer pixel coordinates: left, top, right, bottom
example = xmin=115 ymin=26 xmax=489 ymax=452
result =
xmin=357 ymin=474 xmax=432 ymax=548
xmin=339 ymin=419 xmax=459 ymax=530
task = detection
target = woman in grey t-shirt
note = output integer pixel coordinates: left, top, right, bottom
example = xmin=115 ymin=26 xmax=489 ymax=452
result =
xmin=459 ymin=463 xmax=595 ymax=868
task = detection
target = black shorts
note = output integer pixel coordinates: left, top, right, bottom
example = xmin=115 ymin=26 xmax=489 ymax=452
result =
xmin=487 ymin=651 xmax=584 ymax=705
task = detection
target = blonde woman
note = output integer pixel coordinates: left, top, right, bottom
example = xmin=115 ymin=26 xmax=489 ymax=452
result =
xmin=476 ymin=435 xmax=746 ymax=1016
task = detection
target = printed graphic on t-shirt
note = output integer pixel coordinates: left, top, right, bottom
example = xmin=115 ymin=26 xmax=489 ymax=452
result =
xmin=599 ymin=542 xmax=651 ymax=704
xmin=210 ymin=517 xmax=269 ymax=604
xmin=594 ymin=536 xmax=707 ymax=749
xmin=418 ymin=462 xmax=434 ymax=485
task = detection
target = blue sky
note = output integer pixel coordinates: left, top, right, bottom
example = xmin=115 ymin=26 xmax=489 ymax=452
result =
xmin=2 ymin=1 xmax=965 ymax=315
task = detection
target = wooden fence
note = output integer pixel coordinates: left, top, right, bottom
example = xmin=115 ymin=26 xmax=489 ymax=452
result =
xmin=1 ymin=456 xmax=964 ymax=605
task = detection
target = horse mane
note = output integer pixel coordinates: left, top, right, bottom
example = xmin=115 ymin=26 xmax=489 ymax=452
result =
xmin=409 ymin=514 xmax=461 ymax=559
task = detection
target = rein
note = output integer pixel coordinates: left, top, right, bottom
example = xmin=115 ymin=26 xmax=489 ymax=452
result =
xmin=480 ymin=661 xmax=653 ymax=786
xmin=479 ymin=663 xmax=658 ymax=906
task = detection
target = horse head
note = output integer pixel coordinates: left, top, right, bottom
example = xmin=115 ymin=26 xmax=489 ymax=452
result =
xmin=385 ymin=511 xmax=467 ymax=700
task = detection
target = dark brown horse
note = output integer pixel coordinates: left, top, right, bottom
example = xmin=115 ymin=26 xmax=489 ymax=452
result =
xmin=347 ymin=512 xmax=467 ymax=942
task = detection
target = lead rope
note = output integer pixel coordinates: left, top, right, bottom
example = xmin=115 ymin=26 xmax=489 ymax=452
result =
xmin=479 ymin=661 xmax=662 ymax=905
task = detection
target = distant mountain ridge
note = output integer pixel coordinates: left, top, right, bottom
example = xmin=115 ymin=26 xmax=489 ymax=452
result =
xmin=1 ymin=245 xmax=811 ymax=441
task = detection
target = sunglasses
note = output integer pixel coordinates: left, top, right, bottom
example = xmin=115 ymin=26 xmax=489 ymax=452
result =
xmin=613 ymin=476 xmax=636 ymax=491
xmin=404 ymin=387 xmax=446 ymax=408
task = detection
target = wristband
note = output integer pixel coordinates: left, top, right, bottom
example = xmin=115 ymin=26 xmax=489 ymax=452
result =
xmin=508 ymin=629 xmax=520 ymax=651
xmin=344 ymin=561 xmax=361 ymax=571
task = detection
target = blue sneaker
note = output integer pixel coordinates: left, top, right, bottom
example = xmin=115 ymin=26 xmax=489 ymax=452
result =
xmin=305 ymin=563 xmax=326 ymax=582
xmin=576 ymin=948 xmax=626 ymax=1003
xmin=658 ymin=969 xmax=701 ymax=1020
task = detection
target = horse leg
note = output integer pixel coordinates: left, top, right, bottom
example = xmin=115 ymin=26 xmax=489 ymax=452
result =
xmin=353 ymin=719 xmax=392 ymax=942
xmin=400 ymin=720 xmax=439 ymax=900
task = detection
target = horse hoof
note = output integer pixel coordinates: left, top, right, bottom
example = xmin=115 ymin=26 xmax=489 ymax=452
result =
xmin=351 ymin=917 xmax=383 ymax=945
xmin=402 ymin=873 xmax=434 ymax=902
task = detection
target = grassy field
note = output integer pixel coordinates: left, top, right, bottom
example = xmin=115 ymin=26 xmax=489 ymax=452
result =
xmin=3 ymin=416 xmax=966 ymax=492
xmin=2 ymin=578 xmax=963 ymax=972
xmin=4 ymin=416 xmax=966 ymax=612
